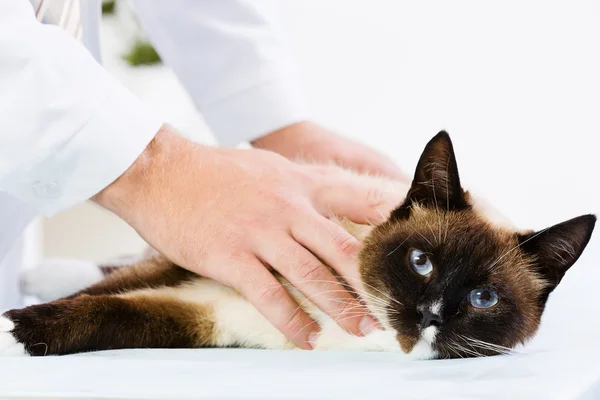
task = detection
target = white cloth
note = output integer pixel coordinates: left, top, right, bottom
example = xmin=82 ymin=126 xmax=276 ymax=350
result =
xmin=0 ymin=0 xmax=307 ymax=276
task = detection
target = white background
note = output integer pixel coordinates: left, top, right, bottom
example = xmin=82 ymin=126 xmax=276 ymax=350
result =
xmin=279 ymin=0 xmax=600 ymax=230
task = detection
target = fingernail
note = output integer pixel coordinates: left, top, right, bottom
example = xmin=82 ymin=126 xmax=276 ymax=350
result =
xmin=308 ymin=330 xmax=320 ymax=349
xmin=359 ymin=315 xmax=381 ymax=336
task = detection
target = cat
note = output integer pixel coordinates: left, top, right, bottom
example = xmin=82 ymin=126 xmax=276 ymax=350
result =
xmin=1 ymin=131 xmax=595 ymax=358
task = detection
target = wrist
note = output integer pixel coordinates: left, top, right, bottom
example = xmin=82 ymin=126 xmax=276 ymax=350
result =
xmin=91 ymin=124 xmax=185 ymax=222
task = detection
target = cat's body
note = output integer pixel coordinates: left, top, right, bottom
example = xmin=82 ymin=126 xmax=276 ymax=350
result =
xmin=2 ymin=132 xmax=595 ymax=359
xmin=4 ymin=209 xmax=409 ymax=357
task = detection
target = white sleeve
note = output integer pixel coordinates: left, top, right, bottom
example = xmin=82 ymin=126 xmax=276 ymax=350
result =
xmin=132 ymin=0 xmax=309 ymax=147
xmin=0 ymin=0 xmax=163 ymax=216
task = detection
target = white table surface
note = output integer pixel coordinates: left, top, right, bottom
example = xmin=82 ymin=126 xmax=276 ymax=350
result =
xmin=0 ymin=345 xmax=599 ymax=400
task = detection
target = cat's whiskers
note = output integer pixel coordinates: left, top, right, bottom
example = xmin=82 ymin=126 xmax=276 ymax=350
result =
xmin=386 ymin=232 xmax=414 ymax=257
xmin=462 ymin=339 xmax=515 ymax=355
xmin=405 ymin=219 xmax=434 ymax=248
xmin=343 ymin=276 xmax=404 ymax=307
xmin=487 ymin=228 xmax=550 ymax=271
xmin=420 ymin=216 xmax=438 ymax=246
xmin=423 ymin=162 xmax=444 ymax=244
xmin=364 ymin=217 xmax=377 ymax=228
xmin=339 ymin=309 xmax=392 ymax=320
xmin=274 ymin=288 xmax=358 ymax=326
xmin=447 ymin=336 xmax=487 ymax=357
xmin=445 ymin=341 xmax=467 ymax=358
xmin=282 ymin=277 xmax=393 ymax=308
xmin=269 ymin=284 xmax=399 ymax=343
xmin=375 ymin=208 xmax=386 ymax=222
xmin=456 ymin=334 xmax=517 ymax=356
xmin=332 ymin=312 xmax=380 ymax=327
xmin=387 ymin=218 xmax=440 ymax=258
xmin=291 ymin=289 xmax=374 ymax=318
xmin=463 ymin=340 xmax=491 ymax=357
xmin=444 ymin=157 xmax=451 ymax=243
xmin=289 ymin=308 xmax=382 ymax=344
xmin=410 ymin=200 xmax=438 ymax=244
xmin=277 ymin=286 xmax=395 ymax=324
xmin=322 ymin=297 xmax=394 ymax=316
xmin=433 ymin=179 xmax=442 ymax=245
xmin=287 ymin=300 xmax=372 ymax=344
xmin=452 ymin=341 xmax=483 ymax=358
xmin=274 ymin=280 xmax=393 ymax=309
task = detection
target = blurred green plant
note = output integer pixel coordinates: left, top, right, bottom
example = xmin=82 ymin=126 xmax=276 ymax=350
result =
xmin=102 ymin=0 xmax=116 ymax=14
xmin=122 ymin=41 xmax=162 ymax=66
xmin=102 ymin=0 xmax=161 ymax=66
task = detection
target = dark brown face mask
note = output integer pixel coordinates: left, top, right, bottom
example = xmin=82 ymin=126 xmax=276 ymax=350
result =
xmin=358 ymin=131 xmax=596 ymax=358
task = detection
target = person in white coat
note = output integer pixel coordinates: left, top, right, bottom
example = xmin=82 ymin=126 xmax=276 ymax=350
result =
xmin=0 ymin=0 xmax=408 ymax=349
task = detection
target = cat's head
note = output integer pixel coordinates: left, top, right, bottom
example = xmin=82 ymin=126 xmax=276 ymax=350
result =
xmin=359 ymin=131 xmax=596 ymax=359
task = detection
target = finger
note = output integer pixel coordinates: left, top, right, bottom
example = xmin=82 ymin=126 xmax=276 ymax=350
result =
xmin=290 ymin=214 xmax=381 ymax=333
xmin=313 ymin=176 xmax=405 ymax=224
xmin=257 ymin=236 xmax=370 ymax=337
xmin=229 ymin=256 xmax=319 ymax=349
xmin=291 ymin=212 xmax=365 ymax=296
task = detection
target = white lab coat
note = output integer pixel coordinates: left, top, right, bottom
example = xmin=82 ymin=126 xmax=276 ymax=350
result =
xmin=0 ymin=0 xmax=307 ymax=308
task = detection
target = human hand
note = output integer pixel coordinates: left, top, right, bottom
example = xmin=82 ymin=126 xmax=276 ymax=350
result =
xmin=93 ymin=125 xmax=404 ymax=349
xmin=252 ymin=121 xmax=411 ymax=183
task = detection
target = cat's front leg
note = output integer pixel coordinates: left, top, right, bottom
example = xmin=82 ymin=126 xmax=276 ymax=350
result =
xmin=311 ymin=322 xmax=402 ymax=352
xmin=0 ymin=293 xmax=217 ymax=356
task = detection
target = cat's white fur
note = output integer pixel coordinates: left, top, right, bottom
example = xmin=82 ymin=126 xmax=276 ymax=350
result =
xmin=0 ymin=318 xmax=27 ymax=356
xmin=120 ymin=281 xmax=405 ymax=353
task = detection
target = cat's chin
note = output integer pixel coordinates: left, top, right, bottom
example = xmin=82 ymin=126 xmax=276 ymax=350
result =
xmin=397 ymin=326 xmax=439 ymax=360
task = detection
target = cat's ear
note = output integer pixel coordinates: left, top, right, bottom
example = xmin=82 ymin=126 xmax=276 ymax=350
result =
xmin=392 ymin=131 xmax=468 ymax=219
xmin=519 ymin=214 xmax=596 ymax=296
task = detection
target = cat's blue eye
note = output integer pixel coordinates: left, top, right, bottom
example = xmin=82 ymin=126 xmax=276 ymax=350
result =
xmin=409 ymin=249 xmax=433 ymax=276
xmin=469 ymin=289 xmax=499 ymax=308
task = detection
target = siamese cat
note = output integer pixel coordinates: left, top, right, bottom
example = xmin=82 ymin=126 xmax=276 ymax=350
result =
xmin=2 ymin=131 xmax=595 ymax=359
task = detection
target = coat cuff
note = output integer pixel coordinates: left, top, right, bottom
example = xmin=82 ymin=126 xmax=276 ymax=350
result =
xmin=201 ymin=76 xmax=310 ymax=147
xmin=3 ymin=88 xmax=163 ymax=217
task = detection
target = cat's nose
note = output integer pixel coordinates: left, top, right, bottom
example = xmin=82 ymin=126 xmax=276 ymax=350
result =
xmin=417 ymin=307 xmax=443 ymax=329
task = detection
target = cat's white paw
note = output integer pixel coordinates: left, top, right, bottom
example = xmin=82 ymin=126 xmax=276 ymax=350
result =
xmin=312 ymin=324 xmax=402 ymax=351
xmin=20 ymin=259 xmax=104 ymax=302
xmin=0 ymin=317 xmax=28 ymax=357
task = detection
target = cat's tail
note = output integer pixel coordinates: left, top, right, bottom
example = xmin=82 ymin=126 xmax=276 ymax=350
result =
xmin=20 ymin=248 xmax=157 ymax=302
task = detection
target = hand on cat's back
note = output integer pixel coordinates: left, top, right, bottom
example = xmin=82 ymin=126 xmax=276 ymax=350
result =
xmin=92 ymin=124 xmax=407 ymax=350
